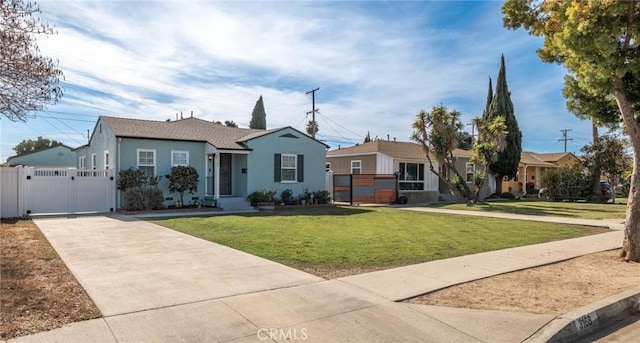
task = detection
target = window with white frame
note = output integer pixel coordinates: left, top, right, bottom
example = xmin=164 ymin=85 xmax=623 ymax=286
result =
xmin=79 ymin=156 xmax=86 ymax=170
xmin=281 ymin=154 xmax=297 ymax=182
xmin=91 ymin=153 xmax=97 ymax=170
xmin=399 ymin=162 xmax=425 ymax=190
xmin=171 ymin=150 xmax=189 ymax=166
xmin=351 ymin=160 xmax=361 ymax=174
xmin=465 ymin=162 xmax=475 ymax=182
xmin=137 ymin=149 xmax=156 ymax=176
xmin=104 ymin=151 xmax=110 ymax=170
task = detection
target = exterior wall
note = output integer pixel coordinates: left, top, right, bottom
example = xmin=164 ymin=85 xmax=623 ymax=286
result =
xmin=119 ymin=138 xmax=206 ymax=206
xmin=246 ymin=128 xmax=327 ymax=196
xmin=440 ymin=156 xmax=472 ymax=194
xmin=232 ymin=154 xmax=248 ymax=197
xmin=376 ymin=154 xmax=395 ymax=174
xmin=556 ymin=155 xmax=579 ymax=167
xmin=8 ymin=145 xmax=76 ymax=167
xmin=326 ymin=154 xmax=378 ymax=174
xmin=83 ymin=119 xmax=118 ymax=170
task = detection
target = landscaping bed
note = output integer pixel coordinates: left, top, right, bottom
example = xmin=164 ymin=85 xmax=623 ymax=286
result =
xmin=0 ymin=220 xmax=101 ymax=339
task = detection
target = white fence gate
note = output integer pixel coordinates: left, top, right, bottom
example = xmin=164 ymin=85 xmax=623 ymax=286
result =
xmin=1 ymin=166 xmax=115 ymax=217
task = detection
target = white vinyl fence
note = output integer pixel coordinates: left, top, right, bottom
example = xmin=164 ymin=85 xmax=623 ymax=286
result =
xmin=1 ymin=166 xmax=115 ymax=218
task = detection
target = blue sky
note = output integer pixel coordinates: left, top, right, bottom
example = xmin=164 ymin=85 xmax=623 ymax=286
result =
xmin=0 ymin=0 xmax=595 ymax=162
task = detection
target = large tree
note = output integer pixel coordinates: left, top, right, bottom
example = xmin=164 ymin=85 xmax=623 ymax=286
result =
xmin=503 ymin=0 xmax=640 ymax=261
xmin=13 ymin=136 xmax=62 ymax=155
xmin=411 ymin=105 xmax=474 ymax=203
xmin=1 ymin=0 xmax=63 ymax=121
xmin=483 ymin=55 xmax=522 ymax=193
xmin=249 ymin=95 xmax=266 ymax=129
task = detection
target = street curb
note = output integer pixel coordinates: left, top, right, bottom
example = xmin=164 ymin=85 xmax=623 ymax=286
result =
xmin=524 ymin=285 xmax=640 ymax=343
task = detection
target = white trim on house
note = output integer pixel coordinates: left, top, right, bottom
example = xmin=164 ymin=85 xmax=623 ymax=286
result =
xmin=171 ymin=150 xmax=189 ymax=166
xmin=465 ymin=162 xmax=475 ymax=183
xmin=104 ymin=150 xmax=110 ymax=170
xmin=79 ymin=156 xmax=86 ymax=170
xmin=351 ymin=160 xmax=362 ymax=174
xmin=281 ymin=153 xmax=297 ymax=182
xmin=137 ymin=149 xmax=156 ymax=176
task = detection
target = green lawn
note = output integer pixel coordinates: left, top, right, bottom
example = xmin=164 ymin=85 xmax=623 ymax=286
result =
xmin=152 ymin=206 xmax=607 ymax=277
xmin=429 ymin=200 xmax=628 ymax=220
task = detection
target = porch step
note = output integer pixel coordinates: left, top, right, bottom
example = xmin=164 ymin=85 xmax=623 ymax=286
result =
xmin=216 ymin=197 xmax=255 ymax=212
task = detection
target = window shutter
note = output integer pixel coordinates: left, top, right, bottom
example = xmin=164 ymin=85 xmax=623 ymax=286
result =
xmin=297 ymin=154 xmax=304 ymax=182
xmin=274 ymin=154 xmax=281 ymax=182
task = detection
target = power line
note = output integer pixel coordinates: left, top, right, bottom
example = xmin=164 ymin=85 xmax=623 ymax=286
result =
xmin=316 ymin=111 xmax=361 ymax=144
xmin=558 ymin=129 xmax=573 ymax=152
xmin=40 ymin=117 xmax=85 ymax=145
xmin=316 ymin=110 xmax=364 ymax=139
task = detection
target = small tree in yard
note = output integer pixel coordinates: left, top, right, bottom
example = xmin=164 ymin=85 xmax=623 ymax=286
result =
xmin=165 ymin=166 xmax=199 ymax=205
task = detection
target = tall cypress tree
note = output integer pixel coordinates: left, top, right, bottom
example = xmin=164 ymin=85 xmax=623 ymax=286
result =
xmin=483 ymin=55 xmax=522 ymax=192
xmin=249 ymin=95 xmax=267 ymax=129
xmin=484 ymin=77 xmax=493 ymax=116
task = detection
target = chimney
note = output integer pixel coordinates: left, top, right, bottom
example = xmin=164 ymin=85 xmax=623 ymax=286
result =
xmin=180 ymin=111 xmax=183 ymax=119
xmin=190 ymin=110 xmax=193 ymax=118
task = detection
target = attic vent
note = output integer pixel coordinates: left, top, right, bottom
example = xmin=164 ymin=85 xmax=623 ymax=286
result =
xmin=280 ymin=133 xmax=298 ymax=139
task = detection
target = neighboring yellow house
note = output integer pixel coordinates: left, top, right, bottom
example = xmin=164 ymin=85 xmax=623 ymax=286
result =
xmin=503 ymin=152 xmax=580 ymax=193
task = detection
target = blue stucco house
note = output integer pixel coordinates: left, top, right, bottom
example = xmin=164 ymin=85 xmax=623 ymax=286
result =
xmin=76 ymin=115 xmax=328 ymax=209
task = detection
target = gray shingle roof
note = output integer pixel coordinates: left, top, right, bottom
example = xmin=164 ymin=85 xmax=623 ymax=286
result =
xmin=327 ymin=140 xmax=473 ymax=159
xmin=100 ymin=116 xmax=267 ymax=150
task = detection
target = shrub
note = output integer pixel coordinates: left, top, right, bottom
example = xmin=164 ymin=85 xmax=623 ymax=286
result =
xmin=117 ymin=167 xmax=147 ymax=191
xmin=280 ymin=189 xmax=294 ymax=204
xmin=123 ymin=187 xmax=145 ymax=211
xmin=313 ymin=190 xmax=331 ymax=204
xmin=541 ymin=166 xmax=592 ymax=201
xmin=248 ymin=189 xmax=277 ymax=206
xmin=144 ymin=187 xmax=165 ymax=210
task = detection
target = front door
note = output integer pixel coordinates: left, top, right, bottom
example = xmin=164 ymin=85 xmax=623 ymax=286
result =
xmin=220 ymin=153 xmax=232 ymax=196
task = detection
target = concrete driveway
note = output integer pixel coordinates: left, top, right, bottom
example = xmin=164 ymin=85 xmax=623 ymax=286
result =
xmin=34 ymin=215 xmax=323 ymax=316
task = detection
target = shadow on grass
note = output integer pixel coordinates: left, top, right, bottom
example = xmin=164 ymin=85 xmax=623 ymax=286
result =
xmin=234 ymin=205 xmax=373 ymax=217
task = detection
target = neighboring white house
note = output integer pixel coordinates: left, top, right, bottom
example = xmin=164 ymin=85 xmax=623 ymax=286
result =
xmin=6 ymin=145 xmax=76 ymax=168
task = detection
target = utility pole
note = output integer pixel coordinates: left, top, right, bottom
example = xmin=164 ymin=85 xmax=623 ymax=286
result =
xmin=558 ymin=129 xmax=573 ymax=152
xmin=466 ymin=117 xmax=479 ymax=147
xmin=306 ymin=87 xmax=319 ymax=138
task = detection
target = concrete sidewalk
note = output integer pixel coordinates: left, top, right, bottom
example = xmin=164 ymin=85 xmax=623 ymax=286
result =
xmin=7 ymin=212 xmax=626 ymax=342
xmin=398 ymin=206 xmax=626 ymax=230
